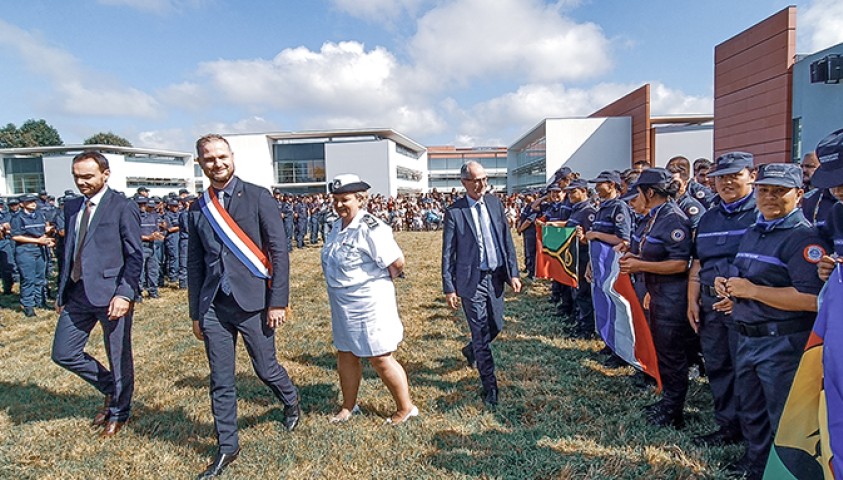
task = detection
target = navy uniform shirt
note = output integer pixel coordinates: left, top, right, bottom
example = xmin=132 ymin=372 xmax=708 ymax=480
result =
xmin=688 ymin=180 xmax=716 ymax=209
xmin=293 ymin=201 xmax=308 ymax=219
xmin=820 ymin=201 xmax=843 ymax=256
xmin=638 ymin=202 xmax=692 ymax=285
xmin=541 ymin=201 xmax=570 ymax=222
xmin=590 ymin=197 xmax=632 ymax=242
xmin=802 ymin=188 xmax=837 ymax=238
xmin=280 ymin=201 xmax=294 ymax=218
xmin=178 ymin=210 xmax=190 ymax=240
xmin=164 ymin=210 xmax=180 ymax=236
xmin=566 ymin=200 xmax=598 ymax=269
xmin=11 ymin=210 xmax=47 ymax=249
xmin=731 ymin=209 xmax=828 ymax=326
xmin=693 ymin=192 xmax=757 ymax=288
xmin=139 ymin=210 xmax=160 ymax=241
xmin=676 ymin=193 xmax=705 ymax=229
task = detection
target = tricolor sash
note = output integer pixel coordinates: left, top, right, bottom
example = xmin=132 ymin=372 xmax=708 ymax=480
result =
xmin=198 ymin=188 xmax=271 ymax=280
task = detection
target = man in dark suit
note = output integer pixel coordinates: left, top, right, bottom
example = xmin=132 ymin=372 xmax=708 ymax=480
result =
xmin=188 ymin=134 xmax=299 ymax=479
xmin=51 ymin=151 xmax=142 ymax=437
xmin=442 ymin=160 xmax=521 ymax=407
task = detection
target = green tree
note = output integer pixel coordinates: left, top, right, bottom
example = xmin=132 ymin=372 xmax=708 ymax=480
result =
xmin=0 ymin=119 xmax=63 ymax=148
xmin=84 ymin=131 xmax=133 ymax=147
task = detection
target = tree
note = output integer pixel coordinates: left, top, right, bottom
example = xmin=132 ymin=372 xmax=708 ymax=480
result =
xmin=84 ymin=131 xmax=133 ymax=147
xmin=0 ymin=119 xmax=63 ymax=148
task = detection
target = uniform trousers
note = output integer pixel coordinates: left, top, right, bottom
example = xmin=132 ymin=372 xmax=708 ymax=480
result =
xmin=460 ymin=271 xmax=504 ymax=394
xmin=201 ymin=290 xmax=298 ymax=454
xmin=0 ymin=239 xmax=17 ymax=293
xmin=734 ymin=330 xmax=809 ymax=467
xmin=283 ymin=218 xmax=294 ymax=252
xmin=699 ymin=291 xmax=740 ymax=432
xmin=141 ymin=243 xmax=159 ymax=295
xmin=522 ymin=228 xmax=536 ymax=279
xmin=308 ymin=215 xmax=319 ymax=243
xmin=295 ymin=219 xmax=307 ymax=248
xmin=16 ymin=245 xmax=46 ymax=308
xmin=165 ymin=234 xmax=179 ymax=281
xmin=178 ymin=238 xmax=188 ymax=287
xmin=51 ymin=281 xmax=134 ymax=421
xmin=648 ymin=280 xmax=695 ymax=412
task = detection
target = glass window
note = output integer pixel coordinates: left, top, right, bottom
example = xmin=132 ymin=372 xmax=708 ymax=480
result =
xmin=4 ymin=157 xmax=45 ymax=194
xmin=273 ymin=143 xmax=326 ymax=184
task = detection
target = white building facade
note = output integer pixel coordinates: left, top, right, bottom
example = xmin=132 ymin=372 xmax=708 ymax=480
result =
xmin=224 ymin=129 xmax=428 ymax=197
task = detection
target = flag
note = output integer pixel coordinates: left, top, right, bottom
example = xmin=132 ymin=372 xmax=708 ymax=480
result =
xmin=589 ymin=240 xmax=661 ymax=390
xmin=535 ymin=222 xmax=578 ymax=287
xmin=764 ymin=267 xmax=842 ymax=480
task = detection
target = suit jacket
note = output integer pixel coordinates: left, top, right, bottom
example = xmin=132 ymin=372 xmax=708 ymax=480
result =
xmin=57 ymin=187 xmax=143 ymax=308
xmin=188 ymin=177 xmax=290 ymax=319
xmin=441 ymin=193 xmax=519 ymax=299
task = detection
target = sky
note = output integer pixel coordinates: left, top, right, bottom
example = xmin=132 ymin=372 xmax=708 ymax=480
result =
xmin=1 ymin=0 xmax=842 ymax=154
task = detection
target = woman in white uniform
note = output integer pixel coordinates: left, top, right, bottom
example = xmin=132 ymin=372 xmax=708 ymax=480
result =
xmin=321 ymin=174 xmax=418 ymax=424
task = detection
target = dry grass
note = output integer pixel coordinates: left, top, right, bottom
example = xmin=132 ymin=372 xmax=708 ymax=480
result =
xmin=0 ymin=231 xmax=740 ymax=479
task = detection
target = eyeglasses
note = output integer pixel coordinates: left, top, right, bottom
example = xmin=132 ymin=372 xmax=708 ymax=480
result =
xmin=462 ymin=177 xmax=488 ymax=184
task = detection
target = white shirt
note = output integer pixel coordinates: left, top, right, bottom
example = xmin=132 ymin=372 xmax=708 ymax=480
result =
xmin=74 ymin=186 xmax=108 ymax=253
xmin=321 ymin=209 xmax=402 ymax=289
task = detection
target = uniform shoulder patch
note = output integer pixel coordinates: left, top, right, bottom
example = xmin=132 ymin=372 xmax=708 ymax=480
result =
xmin=614 ymin=213 xmax=625 ymax=223
xmin=362 ymin=213 xmax=380 ymax=229
xmin=670 ymin=229 xmax=686 ymax=242
xmin=695 ymin=190 xmax=705 ymax=199
xmin=688 ymin=206 xmax=700 ymax=216
xmin=803 ymin=244 xmax=826 ymax=264
xmin=588 ymin=213 xmax=595 ymax=222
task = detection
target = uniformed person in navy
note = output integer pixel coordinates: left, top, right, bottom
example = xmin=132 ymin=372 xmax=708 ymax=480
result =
xmin=811 ymin=129 xmax=843 ymax=280
xmin=11 ymin=194 xmax=55 ymax=316
xmin=687 ymin=152 xmax=756 ymax=447
xmin=715 ymin=163 xmax=829 ymax=479
xmin=560 ymin=179 xmax=598 ymax=338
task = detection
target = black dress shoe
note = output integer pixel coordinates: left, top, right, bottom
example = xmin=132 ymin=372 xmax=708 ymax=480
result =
xmin=483 ymin=388 xmax=498 ymax=408
xmin=23 ymin=307 xmax=36 ymax=317
xmin=283 ymin=401 xmax=300 ymax=432
xmin=461 ymin=344 xmax=477 ymax=369
xmin=693 ymin=427 xmax=743 ymax=447
xmin=197 ymin=448 xmax=240 ymax=479
xmin=646 ymin=405 xmax=685 ymax=429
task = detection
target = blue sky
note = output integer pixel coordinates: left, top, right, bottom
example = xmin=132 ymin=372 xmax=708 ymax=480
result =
xmin=1 ymin=0 xmax=842 ymax=153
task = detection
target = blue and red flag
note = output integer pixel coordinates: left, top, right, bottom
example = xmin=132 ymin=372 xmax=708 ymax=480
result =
xmin=764 ymin=266 xmax=842 ymax=479
xmin=589 ymin=240 xmax=661 ymax=390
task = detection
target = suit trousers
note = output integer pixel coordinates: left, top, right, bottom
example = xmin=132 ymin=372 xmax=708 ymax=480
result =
xmin=699 ymin=293 xmax=740 ymax=432
xmin=201 ymin=290 xmax=298 ymax=454
xmin=460 ymin=272 xmax=503 ymax=393
xmin=51 ymin=281 xmax=134 ymax=421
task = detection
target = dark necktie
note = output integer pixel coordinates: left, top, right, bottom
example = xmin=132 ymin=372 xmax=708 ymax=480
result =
xmin=476 ymin=202 xmax=499 ymax=269
xmin=218 ymin=191 xmax=232 ymax=295
xmin=70 ymin=201 xmax=92 ymax=283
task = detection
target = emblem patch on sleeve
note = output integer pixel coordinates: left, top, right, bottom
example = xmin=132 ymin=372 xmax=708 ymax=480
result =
xmin=670 ymin=229 xmax=686 ymax=242
xmin=803 ymin=244 xmax=826 ymax=264
xmin=615 ymin=213 xmax=625 ymax=223
xmin=688 ymin=206 xmax=700 ymax=216
xmin=695 ymin=190 xmax=705 ymax=198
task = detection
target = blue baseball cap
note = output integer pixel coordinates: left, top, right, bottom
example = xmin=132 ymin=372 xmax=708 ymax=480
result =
xmin=19 ymin=194 xmax=38 ymax=203
xmin=588 ymin=170 xmax=622 ymax=185
xmin=708 ymin=151 xmax=754 ymax=177
xmin=753 ymin=163 xmax=802 ymax=188
xmin=811 ymin=128 xmax=843 ymax=189
xmin=564 ymin=178 xmax=589 ymax=190
xmin=547 ymin=185 xmax=563 ymax=192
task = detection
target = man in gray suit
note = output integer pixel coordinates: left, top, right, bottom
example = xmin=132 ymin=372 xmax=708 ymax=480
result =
xmin=188 ymin=134 xmax=299 ymax=479
xmin=442 ymin=161 xmax=521 ymax=407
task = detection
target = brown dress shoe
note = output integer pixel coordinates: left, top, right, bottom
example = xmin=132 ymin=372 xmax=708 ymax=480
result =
xmin=100 ymin=420 xmax=127 ymax=438
xmin=92 ymin=395 xmax=113 ymax=427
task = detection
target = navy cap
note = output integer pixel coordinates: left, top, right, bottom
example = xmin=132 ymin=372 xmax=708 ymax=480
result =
xmin=552 ymin=166 xmax=573 ymax=179
xmin=64 ymin=189 xmax=75 ymax=196
xmin=7 ymin=197 xmax=19 ymax=205
xmin=708 ymin=151 xmax=754 ymax=177
xmin=178 ymin=188 xmax=189 ymax=194
xmin=753 ymin=163 xmax=802 ymax=188
xmin=811 ymin=128 xmax=843 ymax=189
xmin=564 ymin=178 xmax=588 ymax=190
xmin=39 ymin=190 xmax=48 ymax=196
xmin=136 ymin=196 xmax=149 ymax=205
xmin=329 ymin=174 xmax=370 ymax=194
xmin=19 ymin=194 xmax=38 ymax=203
xmin=624 ymin=167 xmax=673 ymax=198
xmin=137 ymin=187 xmax=149 ymax=193
xmin=167 ymin=199 xmax=179 ymax=207
xmin=547 ymin=185 xmax=563 ymax=192
xmin=588 ymin=170 xmax=622 ymax=185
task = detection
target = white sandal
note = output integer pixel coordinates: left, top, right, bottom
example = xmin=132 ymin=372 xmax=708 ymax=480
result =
xmin=329 ymin=404 xmax=361 ymax=424
xmin=384 ymin=405 xmax=419 ymax=425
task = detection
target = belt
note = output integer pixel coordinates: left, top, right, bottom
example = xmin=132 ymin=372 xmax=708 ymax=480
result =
xmin=736 ymin=319 xmax=813 ymax=337
xmin=701 ymin=285 xmax=719 ymax=297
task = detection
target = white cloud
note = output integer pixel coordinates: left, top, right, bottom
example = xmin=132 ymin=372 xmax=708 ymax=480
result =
xmin=0 ymin=18 xmax=159 ymax=118
xmin=97 ymin=0 xmax=210 ymax=15
xmin=409 ymin=0 xmax=612 ymax=84
xmin=136 ymin=116 xmax=284 ymax=152
xmin=801 ymin=0 xmax=843 ymax=52
xmin=329 ymin=0 xmax=431 ymax=22
xmin=649 ymin=83 xmax=711 ymax=115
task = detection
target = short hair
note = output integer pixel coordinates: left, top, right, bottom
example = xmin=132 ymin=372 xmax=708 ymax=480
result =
xmin=355 ymin=191 xmax=369 ymax=203
xmin=195 ymin=134 xmax=231 ymax=157
xmin=666 ymin=156 xmax=691 ymax=181
xmin=693 ymin=158 xmax=712 ymax=172
xmin=72 ymin=151 xmax=110 ymax=172
xmin=460 ymin=160 xmax=483 ymax=180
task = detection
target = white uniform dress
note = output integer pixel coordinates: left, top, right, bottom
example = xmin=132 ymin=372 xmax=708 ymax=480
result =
xmin=321 ymin=209 xmax=404 ymax=357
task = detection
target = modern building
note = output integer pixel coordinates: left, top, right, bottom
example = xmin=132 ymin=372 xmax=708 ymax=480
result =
xmin=224 ymin=129 xmax=428 ymax=196
xmin=792 ymin=42 xmax=843 ymax=160
xmin=0 ymin=145 xmax=197 ymax=198
xmin=427 ymin=145 xmax=507 ymax=192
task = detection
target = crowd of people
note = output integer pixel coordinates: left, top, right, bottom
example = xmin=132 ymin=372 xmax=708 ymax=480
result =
xmin=5 ymin=127 xmax=842 ymax=479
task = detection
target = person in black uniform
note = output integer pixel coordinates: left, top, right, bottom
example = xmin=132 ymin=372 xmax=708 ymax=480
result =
xmin=163 ymin=199 xmax=181 ymax=283
xmin=687 ymin=152 xmax=756 ymax=447
xmin=668 ymin=155 xmax=716 ymax=208
xmin=280 ymin=193 xmax=294 ymax=253
xmin=293 ymin=196 xmax=308 ymax=249
xmin=177 ymin=196 xmax=192 ymax=289
xmin=517 ymin=191 xmax=538 ymax=279
xmin=11 ymin=194 xmax=55 ymax=316
xmin=561 ymin=179 xmax=598 ymax=338
xmin=813 ymin=129 xmax=843 ymax=281
xmin=0 ymin=199 xmax=15 ymax=295
xmin=6 ymin=197 xmax=21 ymax=288
xmin=531 ymin=185 xmax=571 ymax=312
xmin=716 ymin=163 xmax=829 ymax=479
xmin=618 ymin=168 xmax=694 ymax=428
xmin=666 ymin=162 xmax=706 ymax=228
xmin=586 ymin=170 xmax=632 ymax=247
xmin=137 ymin=197 xmax=162 ymax=299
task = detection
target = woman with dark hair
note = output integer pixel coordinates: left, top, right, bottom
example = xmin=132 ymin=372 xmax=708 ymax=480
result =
xmin=618 ymin=168 xmax=694 ymax=428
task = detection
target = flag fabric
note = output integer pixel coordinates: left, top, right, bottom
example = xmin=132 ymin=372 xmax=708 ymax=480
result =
xmin=535 ymin=222 xmax=578 ymax=287
xmin=589 ymin=240 xmax=661 ymax=390
xmin=764 ymin=267 xmax=842 ymax=480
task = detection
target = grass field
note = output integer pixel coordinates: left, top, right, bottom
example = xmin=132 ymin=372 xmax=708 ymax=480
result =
xmin=0 ymin=231 xmax=742 ymax=479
